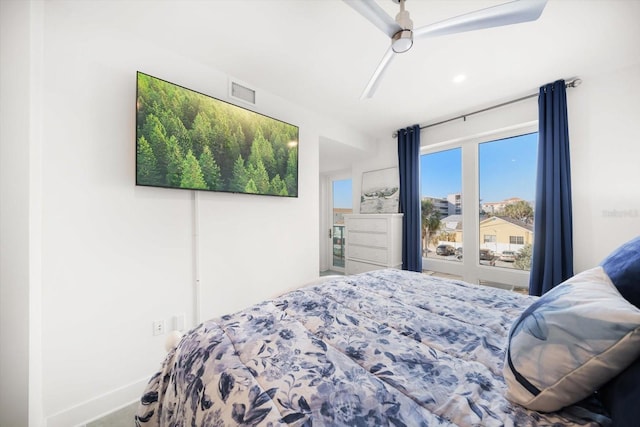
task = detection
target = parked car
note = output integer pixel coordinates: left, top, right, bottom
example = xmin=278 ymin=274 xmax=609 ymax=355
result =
xmin=436 ymin=244 xmax=456 ymax=256
xmin=452 ymin=247 xmax=498 ymax=263
xmin=500 ymin=250 xmax=517 ymax=262
xmin=479 ymin=248 xmax=495 ymax=261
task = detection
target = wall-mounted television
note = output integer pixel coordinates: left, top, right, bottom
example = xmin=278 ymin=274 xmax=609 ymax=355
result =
xmin=136 ymin=71 xmax=299 ymax=197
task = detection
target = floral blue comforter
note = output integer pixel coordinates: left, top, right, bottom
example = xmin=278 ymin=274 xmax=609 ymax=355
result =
xmin=136 ymin=269 xmax=605 ymax=426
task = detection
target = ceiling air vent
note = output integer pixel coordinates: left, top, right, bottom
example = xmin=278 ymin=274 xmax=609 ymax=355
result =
xmin=230 ymin=81 xmax=256 ymax=105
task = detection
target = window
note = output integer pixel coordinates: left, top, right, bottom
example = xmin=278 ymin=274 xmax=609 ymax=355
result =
xmin=479 ymin=133 xmax=537 ymax=272
xmin=510 ymin=236 xmax=525 ymax=245
xmin=420 ymin=148 xmax=462 ymax=262
xmin=421 ymin=128 xmax=537 ymax=291
xmin=331 ymin=178 xmax=352 ymax=271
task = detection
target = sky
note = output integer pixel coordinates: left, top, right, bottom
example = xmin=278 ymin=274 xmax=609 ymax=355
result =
xmin=333 ymin=179 xmax=353 ymax=209
xmin=422 ymin=133 xmax=538 ymax=202
xmin=333 ymin=132 xmax=538 ymax=209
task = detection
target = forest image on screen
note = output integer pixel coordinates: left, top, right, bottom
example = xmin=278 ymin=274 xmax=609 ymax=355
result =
xmin=136 ymin=72 xmax=299 ymax=197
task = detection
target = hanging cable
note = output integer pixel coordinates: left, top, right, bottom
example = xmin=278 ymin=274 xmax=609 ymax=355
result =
xmin=193 ymin=190 xmax=201 ymax=325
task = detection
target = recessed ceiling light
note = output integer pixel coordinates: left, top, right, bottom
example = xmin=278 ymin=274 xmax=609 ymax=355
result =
xmin=452 ymin=74 xmax=467 ymax=84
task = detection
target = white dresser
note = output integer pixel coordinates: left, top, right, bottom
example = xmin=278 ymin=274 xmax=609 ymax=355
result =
xmin=344 ymin=214 xmax=403 ymax=275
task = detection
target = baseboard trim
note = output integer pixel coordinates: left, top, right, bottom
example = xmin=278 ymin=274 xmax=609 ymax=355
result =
xmin=46 ymin=377 xmax=148 ymax=427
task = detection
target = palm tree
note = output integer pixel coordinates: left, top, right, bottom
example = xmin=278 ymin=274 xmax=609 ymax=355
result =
xmin=503 ymin=200 xmax=535 ymax=224
xmin=421 ymin=199 xmax=441 ymax=255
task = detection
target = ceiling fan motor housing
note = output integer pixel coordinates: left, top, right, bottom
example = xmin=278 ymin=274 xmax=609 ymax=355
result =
xmin=392 ymin=3 xmax=413 ymax=53
xmin=392 ymin=29 xmax=413 ymax=53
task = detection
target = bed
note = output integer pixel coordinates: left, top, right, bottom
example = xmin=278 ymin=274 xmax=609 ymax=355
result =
xmin=135 ymin=266 xmax=638 ymax=426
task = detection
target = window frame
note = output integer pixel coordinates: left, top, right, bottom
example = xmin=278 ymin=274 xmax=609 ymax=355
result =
xmin=484 ymin=234 xmax=496 ymax=243
xmin=420 ymin=122 xmax=537 ymax=289
xmin=509 ymin=235 xmax=525 ymax=245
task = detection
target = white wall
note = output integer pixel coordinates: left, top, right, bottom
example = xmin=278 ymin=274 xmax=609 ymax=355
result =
xmin=570 ymin=63 xmax=640 ymax=270
xmin=0 ymin=2 xmax=371 ymax=426
xmin=0 ymin=1 xmax=40 ymax=426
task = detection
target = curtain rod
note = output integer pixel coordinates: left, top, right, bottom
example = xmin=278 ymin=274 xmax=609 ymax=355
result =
xmin=393 ymin=78 xmax=582 ymax=138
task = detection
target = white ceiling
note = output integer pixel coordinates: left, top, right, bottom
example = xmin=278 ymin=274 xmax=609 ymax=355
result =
xmin=86 ymin=0 xmax=640 ymax=163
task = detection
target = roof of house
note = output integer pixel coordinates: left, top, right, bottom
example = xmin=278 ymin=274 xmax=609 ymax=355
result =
xmin=480 ymin=215 xmax=534 ymax=232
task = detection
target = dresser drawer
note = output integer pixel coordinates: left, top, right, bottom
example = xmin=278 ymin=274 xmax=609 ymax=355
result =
xmin=346 ymin=218 xmax=388 ymax=233
xmin=346 ymin=259 xmax=402 ymax=275
xmin=348 ymin=244 xmax=388 ymax=264
xmin=348 ymin=231 xmax=387 ymax=247
xmin=346 ymin=259 xmax=382 ymax=274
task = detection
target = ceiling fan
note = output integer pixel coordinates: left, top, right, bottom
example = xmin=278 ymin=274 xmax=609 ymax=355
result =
xmin=343 ymin=0 xmax=548 ymax=99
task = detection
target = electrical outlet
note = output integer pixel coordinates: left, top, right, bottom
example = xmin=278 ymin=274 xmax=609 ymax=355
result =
xmin=152 ymin=320 xmax=165 ymax=336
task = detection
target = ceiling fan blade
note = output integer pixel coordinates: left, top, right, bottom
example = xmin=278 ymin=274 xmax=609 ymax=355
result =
xmin=414 ymin=0 xmax=547 ymax=39
xmin=361 ymin=46 xmax=396 ymax=99
xmin=343 ymin=0 xmax=402 ymax=38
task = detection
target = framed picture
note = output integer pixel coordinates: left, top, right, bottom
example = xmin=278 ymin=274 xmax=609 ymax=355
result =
xmin=360 ymin=167 xmax=400 ymax=214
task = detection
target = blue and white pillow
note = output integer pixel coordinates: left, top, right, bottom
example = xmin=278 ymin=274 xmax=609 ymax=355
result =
xmin=503 ymin=266 xmax=640 ymax=412
xmin=601 ymin=236 xmax=640 ymax=308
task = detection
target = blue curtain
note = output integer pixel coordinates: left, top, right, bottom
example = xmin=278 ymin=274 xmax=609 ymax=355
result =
xmin=529 ymin=80 xmax=574 ymax=296
xmin=397 ymin=124 xmax=422 ymax=272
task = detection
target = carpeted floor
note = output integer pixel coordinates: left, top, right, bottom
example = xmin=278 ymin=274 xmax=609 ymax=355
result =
xmin=87 ymin=402 xmax=137 ymax=427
